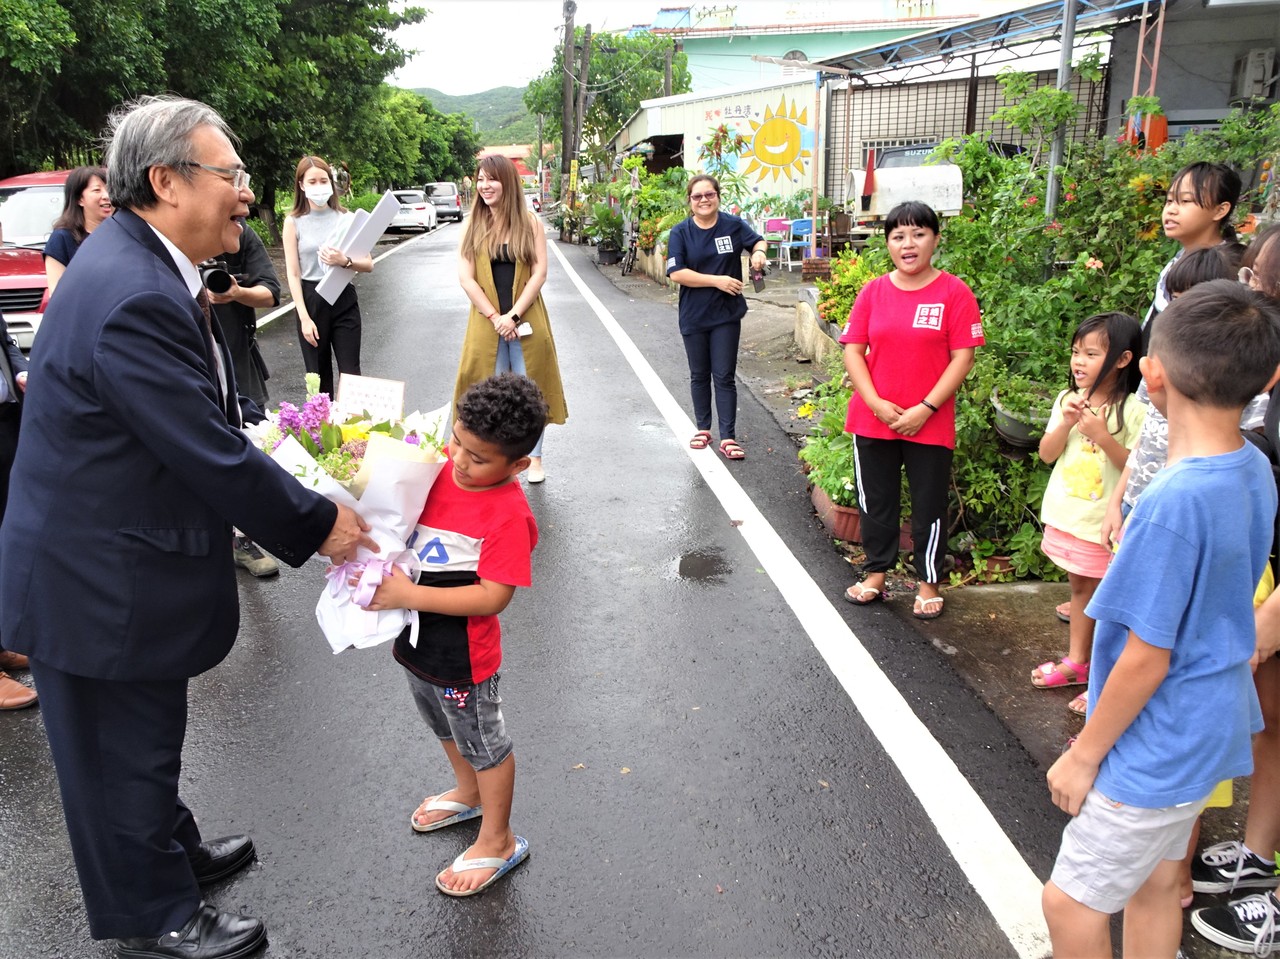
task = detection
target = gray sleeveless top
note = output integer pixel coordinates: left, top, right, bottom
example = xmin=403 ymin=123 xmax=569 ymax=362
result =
xmin=289 ymin=207 xmax=344 ymax=281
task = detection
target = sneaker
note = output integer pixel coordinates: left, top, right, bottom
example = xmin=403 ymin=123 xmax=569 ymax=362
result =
xmin=233 ymin=537 xmax=280 ymax=578
xmin=1191 ymin=891 xmax=1279 ymax=956
xmin=1193 ymin=840 xmax=1280 ymax=894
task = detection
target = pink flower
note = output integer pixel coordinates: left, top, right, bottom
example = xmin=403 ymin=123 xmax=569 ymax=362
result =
xmin=1065 ymin=192 xmax=1075 ymax=202
xmin=1024 ymin=196 xmax=1039 ymax=207
xmin=1085 ymin=257 xmax=1103 ymax=270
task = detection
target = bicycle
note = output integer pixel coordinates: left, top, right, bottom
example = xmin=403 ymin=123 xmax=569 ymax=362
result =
xmin=620 ymin=219 xmax=639 ymax=276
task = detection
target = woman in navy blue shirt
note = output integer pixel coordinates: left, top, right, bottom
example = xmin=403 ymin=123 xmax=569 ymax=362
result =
xmin=666 ymin=174 xmax=767 ymax=460
xmin=43 ymin=166 xmax=113 ymax=296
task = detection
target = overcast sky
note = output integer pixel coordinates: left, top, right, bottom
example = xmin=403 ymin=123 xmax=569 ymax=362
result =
xmin=392 ymin=1 xmax=956 ymax=95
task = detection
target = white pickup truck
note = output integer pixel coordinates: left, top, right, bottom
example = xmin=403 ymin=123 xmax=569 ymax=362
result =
xmin=843 ymin=143 xmax=964 ymax=228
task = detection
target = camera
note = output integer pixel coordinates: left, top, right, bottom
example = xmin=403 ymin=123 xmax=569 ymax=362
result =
xmin=198 ymin=259 xmax=234 ymax=295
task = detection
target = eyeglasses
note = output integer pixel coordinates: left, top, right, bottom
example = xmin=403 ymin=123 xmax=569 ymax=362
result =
xmin=690 ymin=191 xmax=718 ymax=202
xmin=1240 ymin=266 xmax=1258 ymax=287
xmin=177 ymin=162 xmax=251 ymax=192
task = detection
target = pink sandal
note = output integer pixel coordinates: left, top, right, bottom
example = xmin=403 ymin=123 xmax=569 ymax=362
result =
xmin=1031 ymin=657 xmax=1089 ymax=689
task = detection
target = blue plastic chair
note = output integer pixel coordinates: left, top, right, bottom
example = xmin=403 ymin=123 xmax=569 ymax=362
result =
xmin=781 ymin=218 xmax=815 ymax=271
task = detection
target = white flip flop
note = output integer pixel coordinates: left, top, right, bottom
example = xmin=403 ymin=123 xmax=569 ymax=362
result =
xmin=410 ymin=794 xmax=483 ymax=833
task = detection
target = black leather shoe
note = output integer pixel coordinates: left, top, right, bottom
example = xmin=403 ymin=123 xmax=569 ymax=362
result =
xmin=116 ymin=903 xmax=266 ymax=958
xmin=189 ymin=835 xmax=256 ymax=885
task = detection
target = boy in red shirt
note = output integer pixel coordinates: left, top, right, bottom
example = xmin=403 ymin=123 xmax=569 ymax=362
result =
xmin=361 ymin=372 xmax=545 ymax=896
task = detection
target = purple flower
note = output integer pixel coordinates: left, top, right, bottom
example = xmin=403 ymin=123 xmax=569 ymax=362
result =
xmin=298 ymin=393 xmax=330 ymax=444
xmin=404 ymin=434 xmax=421 ymax=446
xmin=276 ymin=401 xmax=302 ymax=437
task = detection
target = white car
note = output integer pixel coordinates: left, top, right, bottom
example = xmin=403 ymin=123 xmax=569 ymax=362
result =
xmin=389 ymin=190 xmax=438 ymax=233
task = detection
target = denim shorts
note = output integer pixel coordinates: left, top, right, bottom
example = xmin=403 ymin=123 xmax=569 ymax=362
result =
xmin=404 ymin=670 xmax=512 ymax=772
xmin=1050 ymin=787 xmax=1206 ymax=914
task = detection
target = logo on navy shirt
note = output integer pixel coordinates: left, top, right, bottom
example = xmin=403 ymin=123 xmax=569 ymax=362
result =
xmin=715 ymin=235 xmax=733 ymax=255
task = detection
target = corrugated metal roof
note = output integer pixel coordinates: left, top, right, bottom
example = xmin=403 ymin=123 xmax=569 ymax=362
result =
xmin=818 ymin=0 xmax=1167 ymax=83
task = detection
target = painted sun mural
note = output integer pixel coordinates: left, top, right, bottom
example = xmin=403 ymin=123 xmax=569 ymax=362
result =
xmin=741 ymin=97 xmax=813 ymax=183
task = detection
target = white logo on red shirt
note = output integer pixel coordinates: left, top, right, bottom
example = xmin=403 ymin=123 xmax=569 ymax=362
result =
xmin=715 ymin=236 xmax=733 ymax=255
xmin=971 ymin=321 xmax=984 ymax=339
xmin=913 ymin=304 xmax=944 ymax=330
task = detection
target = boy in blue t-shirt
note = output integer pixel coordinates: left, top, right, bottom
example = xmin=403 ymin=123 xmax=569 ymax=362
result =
xmin=362 ymin=372 xmax=545 ymax=898
xmin=1042 ymin=279 xmax=1280 ymax=958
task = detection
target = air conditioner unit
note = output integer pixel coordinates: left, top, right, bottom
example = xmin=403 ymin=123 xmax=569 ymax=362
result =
xmin=1230 ymin=48 xmax=1276 ymax=101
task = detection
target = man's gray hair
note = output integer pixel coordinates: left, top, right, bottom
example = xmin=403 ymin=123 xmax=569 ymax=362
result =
xmin=104 ymin=96 xmax=236 ymax=211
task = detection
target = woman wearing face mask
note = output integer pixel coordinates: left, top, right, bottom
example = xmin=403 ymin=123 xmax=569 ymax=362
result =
xmin=283 ymin=155 xmax=373 ymax=398
xmin=44 ymin=165 xmax=114 ymax=295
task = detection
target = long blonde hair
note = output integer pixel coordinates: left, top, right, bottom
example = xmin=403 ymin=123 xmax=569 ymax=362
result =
xmin=461 ymin=154 xmax=535 ymax=266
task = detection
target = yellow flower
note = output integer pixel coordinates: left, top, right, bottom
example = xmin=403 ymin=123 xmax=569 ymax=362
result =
xmin=797 ymin=402 xmax=816 ymax=418
xmin=340 ymin=423 xmax=371 ymax=443
xmin=1137 ymin=222 xmax=1160 ymax=241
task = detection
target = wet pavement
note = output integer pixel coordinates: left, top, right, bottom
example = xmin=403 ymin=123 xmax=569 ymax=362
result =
xmin=0 ymin=226 xmax=1256 ymax=958
xmin=590 ymin=247 xmax=1256 ymax=958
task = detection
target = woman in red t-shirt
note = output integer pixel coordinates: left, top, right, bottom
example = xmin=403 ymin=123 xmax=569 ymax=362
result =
xmin=839 ymin=202 xmax=984 ymax=619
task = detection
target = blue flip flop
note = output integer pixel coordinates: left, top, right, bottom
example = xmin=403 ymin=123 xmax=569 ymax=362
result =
xmin=410 ymin=794 xmax=483 ymax=833
xmin=436 ymin=835 xmax=530 ymax=897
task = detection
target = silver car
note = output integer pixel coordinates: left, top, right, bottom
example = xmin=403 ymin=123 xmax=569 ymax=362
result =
xmin=425 ymin=182 xmax=463 ymax=223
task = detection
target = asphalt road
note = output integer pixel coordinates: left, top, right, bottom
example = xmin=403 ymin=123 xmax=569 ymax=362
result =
xmin=0 ymin=222 xmax=1070 ymax=958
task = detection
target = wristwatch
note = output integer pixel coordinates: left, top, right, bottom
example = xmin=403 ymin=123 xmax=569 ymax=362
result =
xmin=510 ymin=312 xmax=521 ymax=324
xmin=344 ymin=255 xmax=353 ymax=269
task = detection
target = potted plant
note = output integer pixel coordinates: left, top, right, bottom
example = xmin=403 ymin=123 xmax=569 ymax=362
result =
xmin=587 ymin=203 xmax=624 ymax=264
xmin=989 ymin=371 xmax=1056 ymax=448
xmin=797 ymin=361 xmax=861 ymax=541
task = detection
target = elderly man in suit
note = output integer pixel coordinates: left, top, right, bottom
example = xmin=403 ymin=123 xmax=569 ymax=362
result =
xmin=0 ymin=306 xmax=35 ymax=710
xmin=0 ymin=96 xmax=376 ymax=959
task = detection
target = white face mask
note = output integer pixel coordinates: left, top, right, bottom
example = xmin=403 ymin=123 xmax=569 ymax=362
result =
xmin=304 ymin=185 xmax=333 ymax=207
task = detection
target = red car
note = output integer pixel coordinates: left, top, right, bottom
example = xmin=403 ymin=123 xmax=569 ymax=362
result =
xmin=0 ymin=170 xmax=70 ymax=350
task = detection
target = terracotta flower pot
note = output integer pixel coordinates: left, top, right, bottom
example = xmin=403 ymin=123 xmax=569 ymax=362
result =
xmin=810 ymin=484 xmax=861 ymax=542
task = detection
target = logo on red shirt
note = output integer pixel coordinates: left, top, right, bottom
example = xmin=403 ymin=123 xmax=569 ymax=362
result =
xmin=912 ymin=304 xmax=944 ymax=330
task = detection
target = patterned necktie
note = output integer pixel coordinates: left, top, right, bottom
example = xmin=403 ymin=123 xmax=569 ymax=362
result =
xmin=195 ymin=288 xmax=226 ymax=410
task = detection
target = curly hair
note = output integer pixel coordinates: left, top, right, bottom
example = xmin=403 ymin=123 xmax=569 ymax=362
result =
xmin=456 ymin=373 xmax=549 ymax=461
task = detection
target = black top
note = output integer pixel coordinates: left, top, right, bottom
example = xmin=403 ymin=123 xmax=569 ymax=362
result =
xmin=211 ymin=228 xmax=281 ymax=408
xmin=491 ymin=243 xmax=516 ymax=314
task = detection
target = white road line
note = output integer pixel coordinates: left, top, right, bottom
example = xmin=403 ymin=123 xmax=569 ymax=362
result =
xmin=549 ymin=240 xmax=1052 ymax=959
xmin=254 ymin=229 xmax=433 ymax=330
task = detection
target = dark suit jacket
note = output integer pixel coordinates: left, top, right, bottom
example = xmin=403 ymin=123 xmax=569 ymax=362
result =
xmin=0 ymin=209 xmax=337 ymax=680
xmin=0 ymin=309 xmax=29 ymax=527
xmin=0 ymin=310 xmax=27 ymax=400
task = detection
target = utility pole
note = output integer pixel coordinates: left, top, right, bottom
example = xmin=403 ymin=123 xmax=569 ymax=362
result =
xmin=559 ymin=1 xmax=576 ymax=239
xmin=664 ymin=41 xmax=674 ymax=97
xmin=563 ymin=23 xmax=592 ymax=238
xmin=535 ymin=113 xmax=544 ymax=202
xmin=573 ymin=25 xmax=593 ymax=166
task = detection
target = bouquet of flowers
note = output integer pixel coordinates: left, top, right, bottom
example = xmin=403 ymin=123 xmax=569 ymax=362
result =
xmin=251 ymin=375 xmax=449 ymax=653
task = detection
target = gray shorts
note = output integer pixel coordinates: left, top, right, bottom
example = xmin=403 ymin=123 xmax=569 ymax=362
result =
xmin=1050 ymin=787 xmax=1206 ymax=914
xmin=404 ymin=670 xmax=512 ymax=772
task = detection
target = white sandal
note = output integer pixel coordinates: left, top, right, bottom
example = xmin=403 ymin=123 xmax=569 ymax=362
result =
xmin=410 ymin=794 xmax=482 ymax=833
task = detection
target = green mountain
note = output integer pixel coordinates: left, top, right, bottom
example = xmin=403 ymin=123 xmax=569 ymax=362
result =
xmin=412 ymin=86 xmax=540 ymax=147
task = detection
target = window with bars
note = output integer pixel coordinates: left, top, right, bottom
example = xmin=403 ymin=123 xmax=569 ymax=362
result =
xmin=824 ymin=68 xmax=1109 ymax=203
